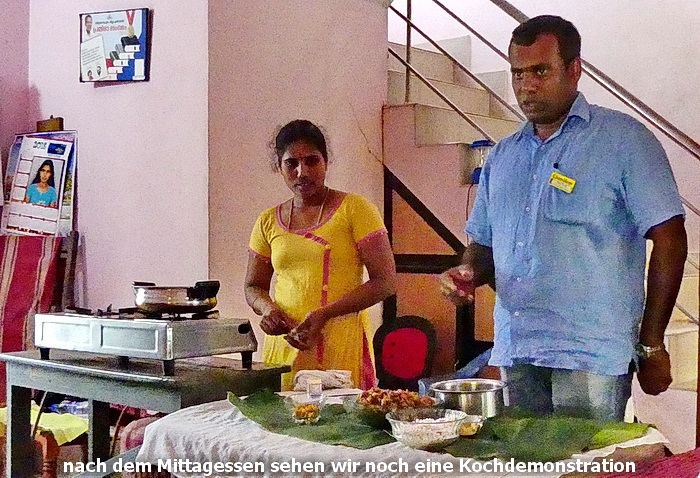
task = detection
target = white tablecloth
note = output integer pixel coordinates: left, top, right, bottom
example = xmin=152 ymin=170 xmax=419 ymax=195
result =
xmin=136 ymin=399 xmax=667 ymax=478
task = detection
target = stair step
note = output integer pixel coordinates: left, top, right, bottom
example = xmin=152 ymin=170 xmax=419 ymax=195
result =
xmin=676 ymin=275 xmax=699 ymax=318
xmin=388 ymin=42 xmax=456 ymax=83
xmin=414 ymin=36 xmax=472 ymax=71
xmin=665 ymin=319 xmax=698 ymax=389
xmin=388 ymin=70 xmax=491 ymax=116
xmin=413 ymin=103 xmax=520 ymax=145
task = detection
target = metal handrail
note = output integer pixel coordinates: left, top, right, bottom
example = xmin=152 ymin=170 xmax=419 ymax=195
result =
xmin=424 ymin=0 xmax=700 ymax=217
xmin=487 ymin=0 xmax=700 ymax=158
xmin=675 ymin=303 xmax=699 ymax=325
xmin=389 ymin=6 xmax=524 ymax=121
xmin=404 ymin=0 xmax=412 ymax=103
xmin=388 ymin=48 xmax=496 ymax=143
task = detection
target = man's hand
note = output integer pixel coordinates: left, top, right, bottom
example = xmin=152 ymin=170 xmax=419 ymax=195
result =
xmin=440 ymin=265 xmax=476 ymax=305
xmin=260 ymin=306 xmax=294 ymax=336
xmin=285 ymin=309 xmax=328 ymax=350
xmin=637 ymin=350 xmax=672 ymax=395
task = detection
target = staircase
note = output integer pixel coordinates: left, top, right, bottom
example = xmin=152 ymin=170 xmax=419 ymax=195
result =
xmin=385 ymin=42 xmax=519 ymax=241
xmin=383 ymin=38 xmax=700 ymax=454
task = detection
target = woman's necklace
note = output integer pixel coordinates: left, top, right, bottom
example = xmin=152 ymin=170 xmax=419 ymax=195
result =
xmin=289 ymin=186 xmax=329 ymax=229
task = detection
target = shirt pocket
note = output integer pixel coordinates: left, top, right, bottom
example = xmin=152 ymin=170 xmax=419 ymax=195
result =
xmin=542 ymin=177 xmax=595 ymax=225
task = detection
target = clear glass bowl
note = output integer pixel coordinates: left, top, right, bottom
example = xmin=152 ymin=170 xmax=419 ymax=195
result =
xmin=285 ymin=394 xmax=326 ymax=424
xmin=343 ymin=390 xmax=439 ymax=429
xmin=386 ymin=408 xmax=468 ymax=451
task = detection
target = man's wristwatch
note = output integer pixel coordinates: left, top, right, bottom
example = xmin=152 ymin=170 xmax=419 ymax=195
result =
xmin=635 ymin=343 xmax=667 ymax=361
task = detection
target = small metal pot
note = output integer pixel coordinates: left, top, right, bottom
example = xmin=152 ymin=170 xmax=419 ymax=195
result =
xmin=133 ymin=280 xmax=220 ymax=314
xmin=430 ymin=378 xmax=506 ymax=418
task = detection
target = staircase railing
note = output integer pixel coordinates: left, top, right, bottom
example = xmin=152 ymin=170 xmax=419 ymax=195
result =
xmin=391 ymin=0 xmax=700 ymax=269
xmin=486 ymin=0 xmax=700 ymax=162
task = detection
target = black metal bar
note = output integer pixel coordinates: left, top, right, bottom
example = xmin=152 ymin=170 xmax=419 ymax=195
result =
xmin=383 ymin=165 xmax=394 ymax=246
xmin=385 ymin=168 xmax=466 ymax=255
xmin=395 ymin=254 xmax=461 ymax=274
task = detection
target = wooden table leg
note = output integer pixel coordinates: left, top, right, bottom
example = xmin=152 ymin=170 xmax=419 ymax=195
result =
xmin=34 ymin=432 xmax=59 ymax=478
xmin=7 ymin=384 xmax=33 ymax=478
xmin=88 ymin=399 xmax=111 ymax=462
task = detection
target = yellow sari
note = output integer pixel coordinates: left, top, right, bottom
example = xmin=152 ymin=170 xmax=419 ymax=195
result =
xmin=249 ymin=193 xmax=385 ymax=390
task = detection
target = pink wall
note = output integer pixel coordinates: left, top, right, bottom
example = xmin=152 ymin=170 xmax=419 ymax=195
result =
xmin=29 ymin=1 xmax=209 ymax=308
xmin=0 ymin=0 xmax=32 ymax=157
xmin=208 ymin=0 xmax=388 ymax=321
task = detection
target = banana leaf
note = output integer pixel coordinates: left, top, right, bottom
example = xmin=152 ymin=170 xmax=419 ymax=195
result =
xmin=227 ymin=390 xmax=394 ymax=449
xmin=445 ymin=415 xmax=649 ymax=462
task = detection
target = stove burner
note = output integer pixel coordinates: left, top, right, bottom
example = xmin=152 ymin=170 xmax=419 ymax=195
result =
xmin=66 ymin=307 xmax=220 ymax=321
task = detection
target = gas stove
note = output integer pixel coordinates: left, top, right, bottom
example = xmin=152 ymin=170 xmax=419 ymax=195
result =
xmin=35 ymin=308 xmax=258 ymax=376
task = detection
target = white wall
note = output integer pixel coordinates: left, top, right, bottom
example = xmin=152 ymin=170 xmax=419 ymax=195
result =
xmin=208 ymin=0 xmax=388 ymax=323
xmin=29 ymin=1 xmax=209 ymax=308
xmin=389 ymin=0 xmax=700 ymax=248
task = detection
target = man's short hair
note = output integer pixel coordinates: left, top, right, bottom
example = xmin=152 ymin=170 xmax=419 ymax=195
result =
xmin=510 ymin=15 xmax=581 ymax=64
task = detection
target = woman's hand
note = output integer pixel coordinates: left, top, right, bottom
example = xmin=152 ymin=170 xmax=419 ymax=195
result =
xmin=285 ymin=309 xmax=328 ymax=350
xmin=260 ymin=306 xmax=295 ymax=336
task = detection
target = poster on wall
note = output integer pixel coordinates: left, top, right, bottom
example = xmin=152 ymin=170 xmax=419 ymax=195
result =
xmin=2 ymin=132 xmax=77 ymax=237
xmin=79 ymin=8 xmax=150 ymax=82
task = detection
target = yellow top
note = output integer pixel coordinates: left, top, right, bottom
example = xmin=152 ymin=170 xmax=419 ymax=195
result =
xmin=249 ymin=193 xmax=386 ymax=390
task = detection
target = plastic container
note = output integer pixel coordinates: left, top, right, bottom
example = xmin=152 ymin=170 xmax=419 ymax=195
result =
xmin=469 ymin=139 xmax=494 ymax=184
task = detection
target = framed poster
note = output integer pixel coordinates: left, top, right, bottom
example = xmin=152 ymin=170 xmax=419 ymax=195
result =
xmin=79 ymin=8 xmax=150 ymax=82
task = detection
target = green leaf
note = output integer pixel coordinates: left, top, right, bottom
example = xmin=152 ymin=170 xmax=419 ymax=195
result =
xmin=227 ymin=390 xmax=394 ymax=449
xmin=589 ymin=422 xmax=649 ymax=450
xmin=446 ymin=415 xmax=647 ymax=463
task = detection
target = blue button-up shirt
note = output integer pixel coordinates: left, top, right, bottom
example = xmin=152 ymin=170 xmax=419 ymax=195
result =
xmin=466 ymin=93 xmax=685 ymax=375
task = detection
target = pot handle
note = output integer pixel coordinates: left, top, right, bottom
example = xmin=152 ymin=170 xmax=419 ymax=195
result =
xmin=188 ymin=280 xmax=221 ymax=300
xmin=133 ymin=281 xmax=157 ymax=287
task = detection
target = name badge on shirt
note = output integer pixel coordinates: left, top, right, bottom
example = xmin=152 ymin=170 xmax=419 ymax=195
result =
xmin=548 ymin=171 xmax=576 ymax=194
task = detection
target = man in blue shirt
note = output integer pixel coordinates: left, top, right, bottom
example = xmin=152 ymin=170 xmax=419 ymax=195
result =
xmin=441 ymin=15 xmax=687 ymax=421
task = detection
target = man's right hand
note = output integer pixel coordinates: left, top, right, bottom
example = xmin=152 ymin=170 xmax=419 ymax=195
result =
xmin=260 ymin=306 xmax=295 ymax=335
xmin=440 ymin=265 xmax=476 ymax=305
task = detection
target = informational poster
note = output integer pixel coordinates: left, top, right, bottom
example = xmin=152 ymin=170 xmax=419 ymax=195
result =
xmin=3 ymin=132 xmax=77 ymax=236
xmin=79 ymin=8 xmax=150 ymax=82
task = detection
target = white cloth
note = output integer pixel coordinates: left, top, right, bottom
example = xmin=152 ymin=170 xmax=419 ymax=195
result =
xmin=293 ymin=370 xmax=354 ymax=392
xmin=136 ymin=400 xmax=668 ymax=478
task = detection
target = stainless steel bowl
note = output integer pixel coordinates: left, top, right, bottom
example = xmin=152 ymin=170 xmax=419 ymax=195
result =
xmin=429 ymin=378 xmax=506 ymax=418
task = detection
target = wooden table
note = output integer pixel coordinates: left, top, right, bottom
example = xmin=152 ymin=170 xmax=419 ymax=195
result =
xmin=0 ymin=350 xmax=289 ymax=478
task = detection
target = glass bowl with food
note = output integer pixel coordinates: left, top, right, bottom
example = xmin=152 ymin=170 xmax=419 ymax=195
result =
xmin=386 ymin=408 xmax=468 ymax=451
xmin=344 ymin=387 xmax=438 ymax=429
xmin=285 ymin=393 xmax=326 ymax=424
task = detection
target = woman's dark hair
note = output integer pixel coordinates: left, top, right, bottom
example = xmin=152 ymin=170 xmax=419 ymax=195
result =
xmin=510 ymin=15 xmax=581 ymax=65
xmin=32 ymin=160 xmax=55 ymax=188
xmin=271 ymin=120 xmax=328 ymax=172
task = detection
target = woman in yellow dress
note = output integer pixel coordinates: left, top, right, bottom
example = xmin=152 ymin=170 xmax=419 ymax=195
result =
xmin=245 ymin=120 xmax=396 ymax=390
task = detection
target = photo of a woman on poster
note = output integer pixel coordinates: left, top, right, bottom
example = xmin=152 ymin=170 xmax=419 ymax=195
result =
xmin=24 ymin=159 xmax=58 ymax=208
